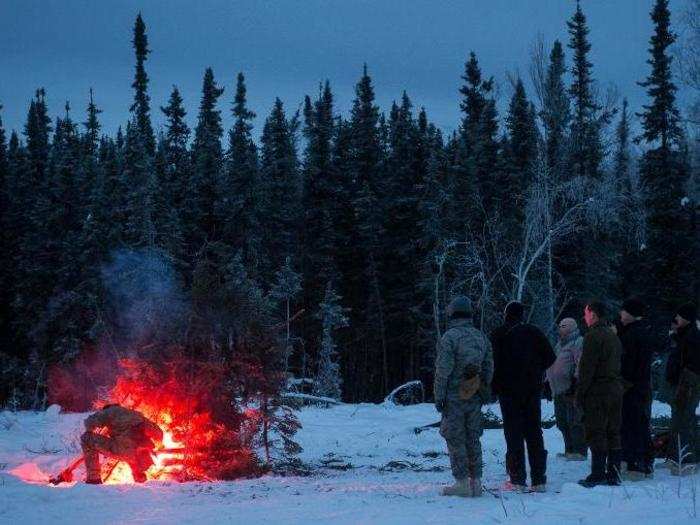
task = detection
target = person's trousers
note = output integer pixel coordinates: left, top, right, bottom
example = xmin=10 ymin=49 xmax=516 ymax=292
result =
xmin=80 ymin=431 xmax=151 ymax=481
xmin=554 ymin=393 xmax=586 ymax=455
xmin=440 ymin=397 xmax=484 ymax=479
xmin=582 ymin=393 xmax=622 ymax=454
xmin=670 ymin=385 xmax=700 ymax=462
xmin=499 ymin=393 xmax=547 ymax=486
xmin=621 ymin=389 xmax=652 ymax=470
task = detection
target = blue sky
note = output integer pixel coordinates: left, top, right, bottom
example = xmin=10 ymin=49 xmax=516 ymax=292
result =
xmin=0 ymin=0 xmax=691 ymax=141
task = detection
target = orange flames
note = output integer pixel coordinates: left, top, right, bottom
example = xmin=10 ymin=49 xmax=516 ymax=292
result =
xmin=96 ymin=355 xmax=258 ymax=484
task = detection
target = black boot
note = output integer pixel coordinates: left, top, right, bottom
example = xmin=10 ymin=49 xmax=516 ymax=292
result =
xmin=606 ymin=449 xmax=622 ymax=486
xmin=579 ymin=450 xmax=607 ymax=488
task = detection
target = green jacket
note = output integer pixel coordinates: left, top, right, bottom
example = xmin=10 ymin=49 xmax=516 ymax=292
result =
xmin=576 ymin=322 xmax=623 ymax=406
xmin=434 ymin=318 xmax=493 ymax=404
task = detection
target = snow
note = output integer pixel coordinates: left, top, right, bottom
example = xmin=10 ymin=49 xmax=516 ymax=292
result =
xmin=1 ymin=401 xmax=699 ymax=524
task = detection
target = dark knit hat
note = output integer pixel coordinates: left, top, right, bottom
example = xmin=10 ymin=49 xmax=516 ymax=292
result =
xmin=677 ymin=303 xmax=698 ymax=323
xmin=621 ymin=297 xmax=645 ymax=318
xmin=504 ymin=301 xmax=525 ymax=320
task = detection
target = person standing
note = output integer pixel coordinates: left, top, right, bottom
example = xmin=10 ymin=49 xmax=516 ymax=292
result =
xmin=546 ymin=317 xmax=586 ymax=461
xmin=492 ymin=301 xmax=556 ymax=492
xmin=434 ymin=296 xmax=493 ymax=497
xmin=577 ymin=301 xmax=624 ymax=488
xmin=667 ymin=303 xmax=700 ymax=472
xmin=617 ymin=297 xmax=655 ymax=480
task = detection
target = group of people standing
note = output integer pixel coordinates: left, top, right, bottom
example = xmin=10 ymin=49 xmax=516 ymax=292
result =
xmin=433 ymin=296 xmax=700 ymax=497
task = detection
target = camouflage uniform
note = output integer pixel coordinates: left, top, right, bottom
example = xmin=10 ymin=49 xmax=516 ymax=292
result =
xmin=434 ymin=303 xmax=493 ymax=480
xmin=81 ymin=404 xmax=163 ymax=483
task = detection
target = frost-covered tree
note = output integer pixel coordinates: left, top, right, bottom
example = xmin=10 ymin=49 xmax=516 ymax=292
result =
xmin=314 ymin=283 xmax=348 ymax=401
xmin=270 ymin=257 xmax=302 ymax=375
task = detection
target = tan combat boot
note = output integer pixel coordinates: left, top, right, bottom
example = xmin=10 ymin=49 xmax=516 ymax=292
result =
xmin=442 ymin=478 xmax=472 ymax=497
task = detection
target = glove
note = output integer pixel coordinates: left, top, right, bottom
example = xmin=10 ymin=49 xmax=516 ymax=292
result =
xmin=435 ymin=399 xmax=445 ymax=413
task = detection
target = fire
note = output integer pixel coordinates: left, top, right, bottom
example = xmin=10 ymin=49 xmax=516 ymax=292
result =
xmin=93 ymin=355 xmax=258 ymax=484
xmin=101 ymin=412 xmax=186 ymax=484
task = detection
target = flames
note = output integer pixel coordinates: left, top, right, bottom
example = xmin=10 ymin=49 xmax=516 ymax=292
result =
xmin=101 ymin=414 xmax=186 ymax=484
xmin=95 ymin=355 xmax=259 ymax=484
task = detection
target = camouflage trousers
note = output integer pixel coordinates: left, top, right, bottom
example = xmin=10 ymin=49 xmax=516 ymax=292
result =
xmin=440 ymin=398 xmax=483 ymax=479
xmin=80 ymin=432 xmax=152 ymax=482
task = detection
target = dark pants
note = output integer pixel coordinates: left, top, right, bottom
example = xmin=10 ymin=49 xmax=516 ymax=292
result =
xmin=499 ymin=393 xmax=547 ymax=486
xmin=669 ymin=388 xmax=700 ymax=462
xmin=621 ymin=388 xmax=652 ymax=470
xmin=554 ymin=394 xmax=587 ymax=455
xmin=582 ymin=393 xmax=622 ymax=453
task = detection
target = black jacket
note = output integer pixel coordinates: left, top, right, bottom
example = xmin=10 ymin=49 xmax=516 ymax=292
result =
xmin=618 ymin=319 xmax=655 ymax=395
xmin=667 ymin=323 xmax=700 ymax=386
xmin=491 ymin=318 xmax=556 ymax=397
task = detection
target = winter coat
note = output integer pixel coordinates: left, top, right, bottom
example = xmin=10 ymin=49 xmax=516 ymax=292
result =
xmin=84 ymin=405 xmax=163 ymax=451
xmin=618 ymin=319 xmax=655 ymax=395
xmin=575 ymin=322 xmax=623 ymax=407
xmin=546 ymin=331 xmax=583 ymax=396
xmin=666 ymin=322 xmax=700 ymax=406
xmin=491 ymin=319 xmax=556 ymax=397
xmin=434 ymin=317 xmax=493 ymax=404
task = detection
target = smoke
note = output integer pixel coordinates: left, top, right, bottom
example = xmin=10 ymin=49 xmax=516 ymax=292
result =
xmin=48 ymin=248 xmax=190 ymax=411
xmin=101 ymin=247 xmax=188 ymax=348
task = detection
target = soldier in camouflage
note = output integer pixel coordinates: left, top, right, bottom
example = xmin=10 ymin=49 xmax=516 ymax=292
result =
xmin=434 ymin=296 xmax=494 ymax=497
xmin=81 ymin=404 xmax=163 ymax=484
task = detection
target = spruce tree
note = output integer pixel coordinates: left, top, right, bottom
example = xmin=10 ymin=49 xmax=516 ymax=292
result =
xmin=156 ymin=86 xmax=190 ymax=259
xmin=225 ymin=72 xmax=261 ymax=271
xmin=14 ymin=91 xmax=53 ymax=355
xmin=259 ymin=98 xmax=300 ymax=284
xmin=473 ymin=95 xmax=501 ymax=217
xmin=383 ymin=92 xmax=424 ymax=384
xmin=130 ymin=13 xmax=155 ymax=155
xmin=0 ymin=106 xmax=10 ymax=364
xmin=347 ymin=65 xmax=389 ymax=398
xmin=567 ymin=0 xmax=602 ymax=181
xmin=638 ymin=0 xmax=697 ymax=313
xmin=122 ymin=120 xmax=156 ymax=247
xmin=458 ymin=52 xmax=494 ymax=156
xmin=300 ymin=81 xmax=338 ymax=364
xmin=505 ymin=78 xmax=538 ymax=201
xmin=540 ymin=40 xmax=570 ymax=176
xmin=189 ymin=67 xmax=225 ymax=248
xmin=313 ymin=282 xmax=348 ymax=401
xmin=270 ymin=257 xmax=302 ymax=375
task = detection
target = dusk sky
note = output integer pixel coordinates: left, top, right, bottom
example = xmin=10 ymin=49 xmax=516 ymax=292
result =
xmin=0 ymin=0 xmax=691 ymax=140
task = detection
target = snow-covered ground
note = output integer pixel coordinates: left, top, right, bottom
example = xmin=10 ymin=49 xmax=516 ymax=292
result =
xmin=1 ymin=401 xmax=698 ymax=524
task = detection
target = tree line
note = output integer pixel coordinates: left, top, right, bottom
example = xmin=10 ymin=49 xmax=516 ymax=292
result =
xmin=0 ymin=0 xmax=698 ymax=408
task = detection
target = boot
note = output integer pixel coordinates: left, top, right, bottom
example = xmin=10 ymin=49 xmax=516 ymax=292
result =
xmin=623 ymin=460 xmax=645 ymax=482
xmin=606 ymin=449 xmax=622 ymax=486
xmin=470 ymin=477 xmax=482 ymax=497
xmin=442 ymin=478 xmax=472 ymax=497
xmin=530 ymin=484 xmax=546 ymax=493
xmin=579 ymin=450 xmax=607 ymax=488
xmin=85 ymin=477 xmax=102 ymax=485
xmin=565 ymin=452 xmax=587 ymax=461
